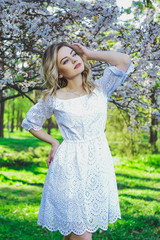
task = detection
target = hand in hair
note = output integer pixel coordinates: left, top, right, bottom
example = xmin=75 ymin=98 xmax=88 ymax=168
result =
xmin=71 ymin=43 xmax=91 ymax=61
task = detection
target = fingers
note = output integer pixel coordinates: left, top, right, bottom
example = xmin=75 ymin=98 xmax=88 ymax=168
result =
xmin=71 ymin=43 xmax=89 ymax=60
xmin=47 ymin=143 xmax=60 ymax=168
xmin=71 ymin=43 xmax=84 ymax=50
xmin=47 ymin=156 xmax=53 ymax=168
xmin=71 ymin=43 xmax=82 ymax=47
xmin=47 ymin=158 xmax=50 ymax=168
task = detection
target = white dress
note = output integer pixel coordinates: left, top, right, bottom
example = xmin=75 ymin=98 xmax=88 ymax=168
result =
xmin=22 ymin=62 xmax=134 ymax=236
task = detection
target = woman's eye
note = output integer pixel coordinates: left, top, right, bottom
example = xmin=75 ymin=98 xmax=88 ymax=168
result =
xmin=73 ymin=52 xmax=77 ymax=57
xmin=63 ymin=59 xmax=68 ymax=65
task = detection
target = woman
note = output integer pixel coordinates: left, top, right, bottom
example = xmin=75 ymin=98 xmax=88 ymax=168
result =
xmin=22 ymin=42 xmax=134 ymax=240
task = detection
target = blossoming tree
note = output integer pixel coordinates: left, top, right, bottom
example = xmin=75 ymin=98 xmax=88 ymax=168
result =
xmin=0 ymin=0 xmax=160 ymax=152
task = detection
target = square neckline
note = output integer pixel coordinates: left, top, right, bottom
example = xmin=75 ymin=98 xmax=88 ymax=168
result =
xmin=54 ymin=88 xmax=97 ymax=101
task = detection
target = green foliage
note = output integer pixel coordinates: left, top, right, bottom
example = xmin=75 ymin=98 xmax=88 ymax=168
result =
xmin=3 ymin=91 xmax=58 ymax=136
xmin=0 ymin=147 xmax=46 ymax=169
xmin=132 ymin=0 xmax=155 ymax=13
xmin=106 ymin=103 xmax=160 ymax=157
xmin=0 ymin=136 xmax=160 ymax=240
xmin=125 ymin=7 xmax=132 ymax=14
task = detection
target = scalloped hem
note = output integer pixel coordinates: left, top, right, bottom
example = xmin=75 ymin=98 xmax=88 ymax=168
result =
xmin=37 ymin=216 xmax=121 ymax=236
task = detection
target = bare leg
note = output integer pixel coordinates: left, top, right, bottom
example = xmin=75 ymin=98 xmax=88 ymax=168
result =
xmin=63 ymin=233 xmax=72 ymax=240
xmin=63 ymin=235 xmax=71 ymax=240
xmin=63 ymin=231 xmax=92 ymax=240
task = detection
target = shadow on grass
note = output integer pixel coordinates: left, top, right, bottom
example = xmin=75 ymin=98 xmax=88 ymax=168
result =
xmin=0 ymin=216 xmax=62 ymax=240
xmin=0 ymin=187 xmax=42 ymax=205
xmin=121 ymin=165 xmax=160 ymax=174
xmin=0 ymin=136 xmax=63 ymax=152
xmin=119 ymin=193 xmax=160 ymax=203
xmin=0 ymin=138 xmax=46 ymax=152
xmin=117 ymin=182 xmax=160 ymax=192
xmin=116 ymin=173 xmax=160 ymax=182
xmin=97 ymin=211 xmax=160 ymax=240
xmin=1 ymin=174 xmax=44 ymax=187
xmin=0 ymin=213 xmax=159 ymax=240
xmin=0 ymin=158 xmax=47 ymax=174
xmin=0 ymin=183 xmax=160 ymax=240
xmin=0 ymin=158 xmax=41 ymax=168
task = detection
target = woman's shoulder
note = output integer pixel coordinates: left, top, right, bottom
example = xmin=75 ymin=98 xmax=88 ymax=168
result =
xmin=39 ymin=90 xmax=56 ymax=109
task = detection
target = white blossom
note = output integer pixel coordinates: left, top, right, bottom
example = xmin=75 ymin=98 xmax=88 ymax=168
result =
xmin=21 ymin=86 xmax=28 ymax=92
xmin=1 ymin=0 xmax=160 ymax=130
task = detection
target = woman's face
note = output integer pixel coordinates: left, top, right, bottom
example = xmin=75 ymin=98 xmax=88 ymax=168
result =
xmin=57 ymin=46 xmax=84 ymax=80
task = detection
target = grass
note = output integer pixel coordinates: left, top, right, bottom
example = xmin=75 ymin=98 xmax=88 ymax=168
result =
xmin=0 ymin=132 xmax=160 ymax=240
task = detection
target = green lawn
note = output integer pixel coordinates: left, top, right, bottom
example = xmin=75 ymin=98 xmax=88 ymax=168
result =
xmin=0 ymin=133 xmax=160 ymax=240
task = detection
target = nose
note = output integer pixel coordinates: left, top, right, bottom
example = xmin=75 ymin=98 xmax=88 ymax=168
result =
xmin=71 ymin=56 xmax=77 ymax=63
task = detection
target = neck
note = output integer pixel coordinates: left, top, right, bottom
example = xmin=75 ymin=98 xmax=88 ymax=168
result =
xmin=66 ymin=74 xmax=83 ymax=91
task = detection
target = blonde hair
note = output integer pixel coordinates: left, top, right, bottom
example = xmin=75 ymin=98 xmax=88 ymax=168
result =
xmin=41 ymin=42 xmax=97 ymax=100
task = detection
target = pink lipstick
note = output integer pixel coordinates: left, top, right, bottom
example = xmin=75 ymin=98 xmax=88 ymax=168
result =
xmin=74 ymin=63 xmax=81 ymax=69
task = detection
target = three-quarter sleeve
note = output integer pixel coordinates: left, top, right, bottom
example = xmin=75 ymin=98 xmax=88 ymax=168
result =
xmin=21 ymin=95 xmax=54 ymax=132
xmin=95 ymin=61 xmax=134 ymax=98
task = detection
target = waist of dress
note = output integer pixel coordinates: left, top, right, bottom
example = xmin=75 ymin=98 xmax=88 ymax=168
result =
xmin=63 ymin=133 xmax=106 ymax=143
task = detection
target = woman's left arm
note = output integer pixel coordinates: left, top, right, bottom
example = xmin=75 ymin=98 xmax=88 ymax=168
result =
xmin=72 ymin=43 xmax=134 ymax=98
xmin=72 ymin=43 xmax=131 ymax=72
xmin=87 ymin=51 xmax=131 ymax=73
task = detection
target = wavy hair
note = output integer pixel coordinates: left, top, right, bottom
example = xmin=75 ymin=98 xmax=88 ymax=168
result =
xmin=41 ymin=42 xmax=97 ymax=100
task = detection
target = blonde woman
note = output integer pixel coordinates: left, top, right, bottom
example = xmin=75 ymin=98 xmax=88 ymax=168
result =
xmin=22 ymin=42 xmax=134 ymax=240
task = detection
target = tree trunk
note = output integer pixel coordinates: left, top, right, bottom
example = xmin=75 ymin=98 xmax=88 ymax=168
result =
xmin=47 ymin=118 xmax=52 ymax=135
xmin=145 ymin=0 xmax=152 ymax=8
xmin=7 ymin=105 xmax=10 ymax=138
xmin=0 ymin=30 xmax=4 ymax=137
xmin=17 ymin=110 xmax=19 ymax=130
xmin=149 ymin=94 xmax=158 ymax=153
xmin=149 ymin=115 xmax=158 ymax=153
xmin=11 ymin=101 xmax=15 ymax=132
xmin=20 ymin=111 xmax=23 ymax=132
xmin=0 ymin=91 xmax=4 ymax=137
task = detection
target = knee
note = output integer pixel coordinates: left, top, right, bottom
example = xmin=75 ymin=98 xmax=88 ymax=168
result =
xmin=82 ymin=233 xmax=92 ymax=240
xmin=63 ymin=234 xmax=71 ymax=240
xmin=69 ymin=231 xmax=92 ymax=240
xmin=82 ymin=232 xmax=92 ymax=240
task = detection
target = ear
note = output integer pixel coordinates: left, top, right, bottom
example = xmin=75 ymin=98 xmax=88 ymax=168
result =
xmin=58 ymin=73 xmax=63 ymax=79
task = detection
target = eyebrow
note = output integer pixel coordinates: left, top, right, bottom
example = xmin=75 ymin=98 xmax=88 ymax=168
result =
xmin=60 ymin=49 xmax=74 ymax=64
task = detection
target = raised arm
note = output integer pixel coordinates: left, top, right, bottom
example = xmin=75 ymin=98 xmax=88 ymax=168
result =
xmin=72 ymin=43 xmax=131 ymax=72
xmin=87 ymin=51 xmax=131 ymax=72
xmin=71 ymin=43 xmax=134 ymax=99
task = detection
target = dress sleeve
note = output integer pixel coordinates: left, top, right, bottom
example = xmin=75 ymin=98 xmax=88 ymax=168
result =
xmin=95 ymin=61 xmax=134 ymax=98
xmin=21 ymin=95 xmax=54 ymax=131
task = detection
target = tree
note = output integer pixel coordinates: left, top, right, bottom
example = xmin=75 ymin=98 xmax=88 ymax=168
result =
xmin=0 ymin=0 xmax=160 ymax=151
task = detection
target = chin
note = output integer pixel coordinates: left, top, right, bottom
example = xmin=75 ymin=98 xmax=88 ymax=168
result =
xmin=75 ymin=65 xmax=84 ymax=73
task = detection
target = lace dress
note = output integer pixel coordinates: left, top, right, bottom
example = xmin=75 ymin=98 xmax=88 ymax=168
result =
xmin=21 ymin=62 xmax=134 ymax=236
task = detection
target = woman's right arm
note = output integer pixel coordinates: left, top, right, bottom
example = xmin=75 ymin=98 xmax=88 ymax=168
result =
xmin=29 ymin=128 xmax=60 ymax=168
xmin=29 ymin=128 xmax=58 ymax=146
xmin=21 ymin=95 xmax=59 ymax=168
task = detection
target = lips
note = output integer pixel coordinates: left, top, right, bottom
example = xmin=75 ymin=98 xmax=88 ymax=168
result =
xmin=74 ymin=63 xmax=81 ymax=69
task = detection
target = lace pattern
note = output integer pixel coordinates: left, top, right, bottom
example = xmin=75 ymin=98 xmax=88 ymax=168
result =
xmin=21 ymin=95 xmax=55 ymax=131
xmin=95 ymin=61 xmax=134 ymax=99
xmin=21 ymin=62 xmax=134 ymax=236
xmin=37 ymin=135 xmax=121 ymax=236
